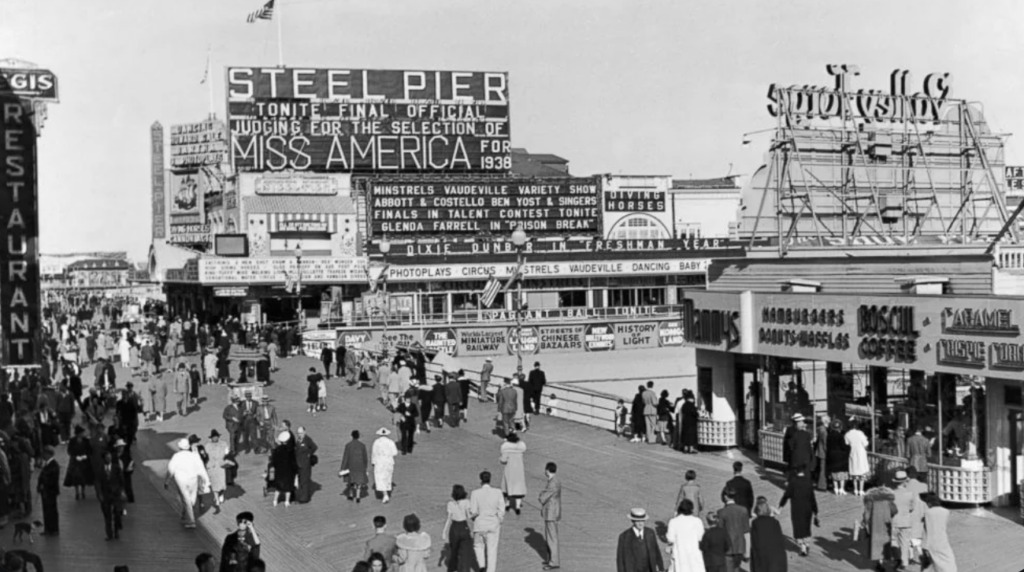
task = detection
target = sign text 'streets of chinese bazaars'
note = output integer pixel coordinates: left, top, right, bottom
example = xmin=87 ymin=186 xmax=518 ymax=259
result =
xmin=226 ymin=68 xmax=510 ymax=173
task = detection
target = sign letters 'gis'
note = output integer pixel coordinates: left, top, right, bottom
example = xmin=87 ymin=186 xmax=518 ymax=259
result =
xmin=767 ymin=65 xmax=952 ymax=125
xmin=369 ymin=178 xmax=600 ymax=237
xmin=0 ymin=97 xmax=41 ymax=365
xmin=226 ymin=68 xmax=511 ymax=173
xmin=0 ymin=67 xmax=58 ymax=101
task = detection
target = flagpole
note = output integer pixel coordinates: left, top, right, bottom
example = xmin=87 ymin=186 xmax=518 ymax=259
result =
xmin=277 ymin=0 xmax=284 ymax=66
xmin=207 ymin=46 xmax=215 ymax=117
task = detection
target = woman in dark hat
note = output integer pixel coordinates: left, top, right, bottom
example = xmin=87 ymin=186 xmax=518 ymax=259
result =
xmin=63 ymin=425 xmax=93 ymax=500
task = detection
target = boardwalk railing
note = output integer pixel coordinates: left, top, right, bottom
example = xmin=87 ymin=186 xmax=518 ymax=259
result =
xmin=995 ymin=244 xmax=1024 ymax=270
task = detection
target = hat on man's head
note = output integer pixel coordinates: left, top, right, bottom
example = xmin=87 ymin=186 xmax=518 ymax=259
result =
xmin=485 ymin=357 xmax=492 ymax=362
xmin=42 ymin=445 xmax=56 ymax=457
xmin=209 ymin=430 xmax=221 ymax=439
xmin=236 ymin=511 xmax=254 ymax=523
xmin=277 ymin=431 xmax=290 ymax=444
xmin=893 ymin=470 xmax=908 ymax=483
xmin=176 ymin=438 xmax=191 ymax=450
xmin=188 ymin=434 xmax=201 ymax=444
xmin=376 ymin=427 xmax=392 ymax=436
xmin=629 ymin=508 xmax=648 ymax=521
xmin=230 ymin=394 xmax=240 ymax=401
xmin=112 ymin=438 xmax=127 ymax=448
xmin=261 ymin=395 xmax=271 ymax=402
xmin=792 ymin=413 xmax=805 ymax=423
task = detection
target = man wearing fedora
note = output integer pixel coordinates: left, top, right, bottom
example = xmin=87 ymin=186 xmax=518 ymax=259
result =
xmin=892 ymin=469 xmax=923 ymax=570
xmin=255 ymin=395 xmax=278 ymax=455
xmin=479 ymin=357 xmax=494 ymax=402
xmin=615 ymin=508 xmax=663 ymax=572
xmin=37 ymin=445 xmax=61 ymax=536
xmin=223 ymin=395 xmax=243 ymax=454
xmin=787 ymin=413 xmax=814 ymax=480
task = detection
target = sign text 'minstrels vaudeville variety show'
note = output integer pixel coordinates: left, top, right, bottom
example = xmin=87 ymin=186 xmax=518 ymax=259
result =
xmin=368 ymin=178 xmax=600 ymax=236
xmin=226 ymin=68 xmax=510 ymax=173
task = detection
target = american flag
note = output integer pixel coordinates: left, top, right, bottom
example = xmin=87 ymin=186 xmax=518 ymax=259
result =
xmin=500 ymin=263 xmax=523 ymax=294
xmin=479 ymin=274 xmax=502 ymax=308
xmin=367 ymin=263 xmax=389 ymax=293
xmin=246 ymin=0 xmax=275 ymax=23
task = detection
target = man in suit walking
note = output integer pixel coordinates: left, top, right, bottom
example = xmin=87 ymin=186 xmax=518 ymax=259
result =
xmin=642 ymin=381 xmax=658 ymax=445
xmin=239 ymin=391 xmax=258 ymax=454
xmin=720 ymin=461 xmax=754 ymax=515
xmin=223 ymin=395 xmax=242 ymax=453
xmin=539 ymin=462 xmax=562 ymax=570
xmin=527 ymin=362 xmax=547 ymax=425
xmin=615 ymin=508 xmax=664 ymax=572
xmin=496 ymin=378 xmax=518 ymax=437
xmin=788 ymin=413 xmax=815 ymax=479
xmin=479 ymin=358 xmax=494 ymax=402
xmin=717 ymin=487 xmax=750 ymax=572
xmin=37 ymin=446 xmax=61 ymax=536
xmin=97 ymin=450 xmax=125 ymax=540
xmin=469 ymin=471 xmax=506 ymax=572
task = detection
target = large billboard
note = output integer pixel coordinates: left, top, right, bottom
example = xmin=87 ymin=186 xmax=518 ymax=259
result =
xmin=169 ymin=118 xmax=227 ymax=170
xmin=368 ymin=177 xmax=600 ymax=237
xmin=0 ymin=96 xmax=42 ymax=365
xmin=226 ymin=68 xmax=511 ymax=173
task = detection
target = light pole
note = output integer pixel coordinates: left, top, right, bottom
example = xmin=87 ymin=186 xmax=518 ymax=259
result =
xmin=510 ymin=226 xmax=527 ymax=372
xmin=379 ymin=239 xmax=391 ymax=359
xmin=294 ymin=243 xmax=303 ymax=328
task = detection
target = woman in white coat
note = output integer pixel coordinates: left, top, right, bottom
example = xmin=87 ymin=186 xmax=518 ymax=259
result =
xmin=665 ymin=498 xmax=705 ymax=572
xmin=500 ymin=432 xmax=527 ymax=514
xmin=163 ymin=438 xmax=210 ymax=529
xmin=372 ymin=427 xmax=399 ymax=504
xmin=119 ymin=335 xmax=131 ymax=369
xmin=845 ymin=420 xmax=870 ymax=496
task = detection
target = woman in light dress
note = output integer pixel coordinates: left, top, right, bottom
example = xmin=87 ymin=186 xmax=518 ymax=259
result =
xmin=372 ymin=427 xmax=399 ymax=503
xmin=395 ymin=513 xmax=432 ymax=572
xmin=205 ymin=429 xmax=232 ymax=510
xmin=921 ymin=492 xmax=957 ymax=572
xmin=665 ymin=498 xmax=705 ymax=572
xmin=500 ymin=432 xmax=527 ymax=514
xmin=845 ymin=420 xmax=870 ymax=496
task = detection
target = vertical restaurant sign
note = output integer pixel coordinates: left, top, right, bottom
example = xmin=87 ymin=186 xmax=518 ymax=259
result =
xmin=0 ymin=96 xmax=41 ymax=365
xmin=169 ymin=119 xmax=227 ymax=170
xmin=369 ymin=177 xmax=601 ymax=237
xmin=151 ymin=122 xmax=166 ymax=239
xmin=226 ymin=68 xmax=511 ymax=173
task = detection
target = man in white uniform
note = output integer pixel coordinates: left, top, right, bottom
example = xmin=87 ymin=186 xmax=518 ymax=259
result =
xmin=164 ymin=438 xmax=210 ymax=529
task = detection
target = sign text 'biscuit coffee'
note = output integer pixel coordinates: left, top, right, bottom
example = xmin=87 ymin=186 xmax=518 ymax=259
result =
xmin=226 ymin=68 xmax=510 ymax=173
xmin=767 ymin=65 xmax=952 ymax=125
xmin=369 ymin=177 xmax=600 ymax=236
xmin=857 ymin=305 xmax=919 ymax=364
xmin=0 ymin=96 xmax=41 ymax=365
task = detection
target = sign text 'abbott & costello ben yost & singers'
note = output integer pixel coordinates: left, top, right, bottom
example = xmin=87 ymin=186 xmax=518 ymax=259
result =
xmin=227 ymin=68 xmax=510 ymax=173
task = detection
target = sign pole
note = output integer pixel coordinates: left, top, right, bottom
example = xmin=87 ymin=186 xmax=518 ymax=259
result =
xmin=276 ymin=0 xmax=284 ymax=66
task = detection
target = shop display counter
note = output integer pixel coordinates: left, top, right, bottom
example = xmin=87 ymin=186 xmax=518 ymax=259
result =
xmin=866 ymin=452 xmax=908 ymax=484
xmin=697 ymin=419 xmax=737 ymax=448
xmin=758 ymin=429 xmax=785 ymax=465
xmin=228 ymin=382 xmax=265 ymax=403
xmin=928 ymin=463 xmax=991 ymax=505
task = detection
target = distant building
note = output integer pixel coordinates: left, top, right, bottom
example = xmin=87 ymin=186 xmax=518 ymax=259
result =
xmin=65 ymin=258 xmax=132 ymax=289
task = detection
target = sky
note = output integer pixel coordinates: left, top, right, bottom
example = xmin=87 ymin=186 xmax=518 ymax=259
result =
xmin=4 ymin=0 xmax=1024 ymax=261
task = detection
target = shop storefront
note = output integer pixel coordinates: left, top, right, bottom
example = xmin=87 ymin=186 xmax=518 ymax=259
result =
xmin=680 ymin=289 xmax=1024 ymax=507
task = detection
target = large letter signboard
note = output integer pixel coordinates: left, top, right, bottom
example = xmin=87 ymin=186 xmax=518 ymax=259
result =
xmin=227 ymin=68 xmax=511 ymax=173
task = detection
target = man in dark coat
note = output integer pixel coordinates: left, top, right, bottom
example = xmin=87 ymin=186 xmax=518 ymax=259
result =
xmin=294 ymin=426 xmax=318 ymax=503
xmin=720 ymin=461 xmax=754 ymax=515
xmin=445 ymin=375 xmax=462 ymax=427
xmin=115 ymin=386 xmax=141 ymax=447
xmin=319 ymin=345 xmax=333 ymax=379
xmin=615 ymin=508 xmax=664 ymax=572
xmin=96 ymin=450 xmax=124 ymax=540
xmin=56 ymin=385 xmax=75 ymax=443
xmin=238 ymin=392 xmax=258 ymax=454
xmin=334 ymin=344 xmax=346 ymax=379
xmin=339 ymin=430 xmax=369 ymax=502
xmin=787 ymin=413 xmax=815 ymax=479
xmin=37 ymin=446 xmax=61 ymax=535
xmin=700 ymin=512 xmax=731 ymax=572
xmin=717 ymin=487 xmax=750 ymax=572
xmin=527 ymin=361 xmax=547 ymax=421
xmin=223 ymin=396 xmax=242 ymax=453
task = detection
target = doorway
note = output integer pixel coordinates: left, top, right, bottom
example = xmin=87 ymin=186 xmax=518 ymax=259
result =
xmin=737 ymin=366 xmax=759 ymax=449
xmin=1010 ymin=411 xmax=1023 ymax=506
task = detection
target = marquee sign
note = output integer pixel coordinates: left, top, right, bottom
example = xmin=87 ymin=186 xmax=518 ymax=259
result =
xmin=198 ymin=256 xmax=366 ymax=284
xmin=372 ymin=237 xmax=748 ymax=259
xmin=151 ymin=122 xmax=166 ymax=239
xmin=368 ymin=177 xmax=601 ymax=237
xmin=226 ymin=67 xmax=511 ymax=173
xmin=383 ymin=258 xmax=710 ymax=282
xmin=0 ymin=66 xmax=58 ymax=101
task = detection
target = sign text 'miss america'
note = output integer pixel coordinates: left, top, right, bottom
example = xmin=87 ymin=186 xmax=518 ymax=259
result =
xmin=227 ymin=68 xmax=510 ymax=173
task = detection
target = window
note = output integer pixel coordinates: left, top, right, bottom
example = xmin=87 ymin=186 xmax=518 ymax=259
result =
xmin=698 ymin=367 xmax=713 ymax=413
xmin=608 ymin=288 xmax=637 ymax=307
xmin=558 ymin=290 xmax=586 ymax=307
xmin=608 ymin=214 xmax=670 ymax=240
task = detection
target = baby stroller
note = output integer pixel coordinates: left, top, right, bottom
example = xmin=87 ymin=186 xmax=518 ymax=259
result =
xmin=262 ymin=463 xmax=277 ymax=498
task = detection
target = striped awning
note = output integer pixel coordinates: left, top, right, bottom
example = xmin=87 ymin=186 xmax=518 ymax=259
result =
xmin=269 ymin=213 xmax=338 ymax=233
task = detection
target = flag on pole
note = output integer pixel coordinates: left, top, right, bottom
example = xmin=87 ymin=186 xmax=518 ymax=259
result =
xmin=246 ymin=0 xmax=275 ymax=23
xmin=500 ymin=264 xmax=523 ymax=294
xmin=200 ymin=51 xmax=210 ymax=85
xmin=367 ymin=263 xmax=389 ymax=293
xmin=479 ymin=274 xmax=501 ymax=308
